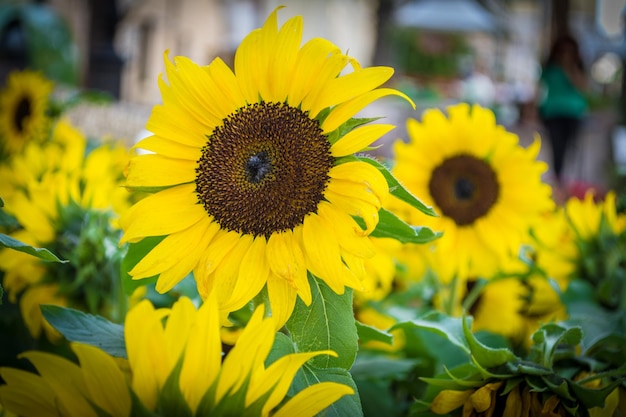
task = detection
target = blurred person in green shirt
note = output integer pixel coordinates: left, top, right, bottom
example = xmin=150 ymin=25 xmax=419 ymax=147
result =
xmin=538 ymin=34 xmax=588 ymax=186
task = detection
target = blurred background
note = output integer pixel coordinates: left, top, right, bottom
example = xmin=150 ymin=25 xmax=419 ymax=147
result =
xmin=1 ymin=0 xmax=625 ymax=192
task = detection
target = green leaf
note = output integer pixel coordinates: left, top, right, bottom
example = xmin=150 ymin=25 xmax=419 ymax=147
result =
xmin=327 ymin=116 xmax=382 ymax=145
xmin=530 ymin=322 xmax=583 ymax=369
xmin=158 ymin=358 xmax=193 ymax=417
xmin=356 ymin=320 xmax=393 ymax=346
xmin=365 ymin=208 xmax=441 ymax=244
xmin=391 ymin=311 xmax=470 ymax=355
xmin=351 ymin=356 xmax=417 ymax=381
xmin=40 ymin=305 xmax=127 ymax=358
xmin=286 ymin=274 xmax=357 ymax=370
xmin=356 ymin=156 xmax=437 ymax=217
xmin=569 ymin=377 xmax=624 ymax=409
xmin=0 ymin=233 xmax=66 ymax=263
xmin=291 ymin=365 xmax=363 ymax=417
xmin=121 ymin=236 xmax=164 ymax=295
xmin=462 ymin=314 xmax=518 ymax=369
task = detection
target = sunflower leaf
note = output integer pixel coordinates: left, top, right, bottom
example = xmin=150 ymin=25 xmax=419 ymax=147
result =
xmin=462 ymin=314 xmax=518 ymax=369
xmin=327 ymin=117 xmax=382 ymax=145
xmin=40 ymin=304 xmax=127 ymax=358
xmin=0 ymin=233 xmax=67 ymax=263
xmin=394 ymin=311 xmax=471 ymax=351
xmin=367 ymin=208 xmax=442 ymax=244
xmin=530 ymin=322 xmax=583 ymax=370
xmin=286 ymin=274 xmax=357 ymax=370
xmin=356 ymin=320 xmax=393 ymax=345
xmin=356 ymin=155 xmax=437 ymax=217
xmin=121 ymin=236 xmax=164 ymax=295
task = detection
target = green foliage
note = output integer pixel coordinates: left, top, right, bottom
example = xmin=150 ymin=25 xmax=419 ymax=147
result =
xmin=40 ymin=304 xmax=126 ymax=358
xmin=0 ymin=3 xmax=79 ymax=84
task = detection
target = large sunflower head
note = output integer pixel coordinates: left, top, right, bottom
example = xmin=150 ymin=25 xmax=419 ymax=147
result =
xmin=0 ymin=296 xmax=353 ymax=417
xmin=120 ymin=7 xmax=413 ymax=326
xmin=0 ymin=119 xmax=132 ymax=340
xmin=389 ymin=103 xmax=554 ymax=282
xmin=0 ymin=69 xmax=53 ymax=156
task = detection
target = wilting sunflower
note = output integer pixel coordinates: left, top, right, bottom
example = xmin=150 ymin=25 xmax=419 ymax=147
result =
xmin=389 ymin=103 xmax=554 ymax=283
xmin=0 ymin=70 xmax=53 ymax=155
xmin=0 ymin=296 xmax=354 ymax=417
xmin=120 ymin=7 xmax=412 ymax=325
xmin=0 ymin=119 xmax=131 ymax=340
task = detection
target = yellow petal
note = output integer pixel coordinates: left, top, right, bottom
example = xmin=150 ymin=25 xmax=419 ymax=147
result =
xmin=234 ymin=28 xmax=262 ymax=103
xmin=430 ymin=389 xmax=473 ymax=414
xmin=301 ymin=212 xmax=345 ymax=293
xmin=163 ymin=297 xmax=196 ymax=365
xmin=331 ymin=124 xmax=395 ymax=157
xmin=180 ymin=295 xmax=222 ymax=414
xmin=310 ymin=66 xmax=394 ymax=116
xmin=125 ymin=300 xmax=169 ymax=409
xmin=0 ymin=368 xmax=58 ymax=417
xmin=134 ymin=135 xmax=200 ymax=160
xmin=218 ymin=306 xmax=274 ymax=401
xmin=130 ymin=219 xmax=214 ymax=284
xmin=266 ymin=273 xmax=299 ymax=328
xmin=266 ymin=230 xmax=307 ymax=289
xmin=287 ymin=38 xmax=342 ymax=107
xmin=230 ymin=235 xmax=271 ymax=309
xmin=318 ymin=201 xmax=375 ymax=258
xmin=120 ymin=183 xmax=207 ymax=243
xmin=268 ymin=15 xmax=302 ymax=102
xmin=146 ymin=103 xmax=210 ymax=148
xmin=212 ymin=233 xmax=254 ymax=311
xmin=205 ymin=57 xmax=246 ymax=112
xmin=72 ymin=343 xmax=131 ymax=417
xmin=324 ymin=188 xmax=379 ymax=234
xmin=20 ymin=351 xmax=96 ymax=417
xmin=272 ymin=382 xmax=354 ymax=417
xmin=321 ymin=88 xmax=413 ymax=134
xmin=329 ymin=161 xmax=388 ymax=203
xmin=300 ymin=52 xmax=350 ymax=117
xmin=125 ymin=154 xmax=195 ymax=187
xmin=251 ymin=350 xmax=337 ymax=414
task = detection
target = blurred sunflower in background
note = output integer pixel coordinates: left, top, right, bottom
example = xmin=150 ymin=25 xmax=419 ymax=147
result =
xmin=0 ymin=119 xmax=131 ymax=343
xmin=0 ymin=70 xmax=53 ymax=157
xmin=121 ymin=7 xmax=413 ymax=326
xmin=388 ymin=103 xmax=554 ymax=308
xmin=0 ymin=296 xmax=353 ymax=417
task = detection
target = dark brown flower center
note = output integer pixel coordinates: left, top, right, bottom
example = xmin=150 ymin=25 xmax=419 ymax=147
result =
xmin=195 ymin=102 xmax=333 ymax=238
xmin=428 ymin=154 xmax=499 ymax=226
xmin=13 ymin=96 xmax=32 ymax=133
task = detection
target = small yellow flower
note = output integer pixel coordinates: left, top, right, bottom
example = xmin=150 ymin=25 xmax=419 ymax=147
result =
xmin=0 ymin=70 xmax=53 ymax=155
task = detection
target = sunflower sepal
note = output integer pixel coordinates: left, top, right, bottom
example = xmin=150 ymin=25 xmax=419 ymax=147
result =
xmin=40 ymin=304 xmax=127 ymax=358
xmin=356 ymin=208 xmax=441 ymax=244
xmin=356 ymin=155 xmax=438 ymax=217
xmin=158 ymin=357 xmax=194 ymax=417
xmin=325 ymin=116 xmax=383 ymax=145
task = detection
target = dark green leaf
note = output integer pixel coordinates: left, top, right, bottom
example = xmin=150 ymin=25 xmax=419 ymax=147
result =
xmin=158 ymin=358 xmax=193 ymax=417
xmin=121 ymin=236 xmax=164 ymax=295
xmin=368 ymin=208 xmax=442 ymax=244
xmin=0 ymin=233 xmax=66 ymax=262
xmin=462 ymin=315 xmax=518 ymax=369
xmin=286 ymin=274 xmax=358 ymax=370
xmin=40 ymin=305 xmax=126 ymax=358
xmin=356 ymin=320 xmax=393 ymax=345
xmin=351 ymin=356 xmax=417 ymax=380
xmin=391 ymin=311 xmax=470 ymax=355
xmin=569 ymin=377 xmax=624 ymax=409
xmin=530 ymin=322 xmax=583 ymax=369
xmin=357 ymin=156 xmax=437 ymax=217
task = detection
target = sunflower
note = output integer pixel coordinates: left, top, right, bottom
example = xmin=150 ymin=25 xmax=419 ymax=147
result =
xmin=0 ymin=119 xmax=131 ymax=340
xmin=0 ymin=296 xmax=354 ymax=417
xmin=0 ymin=70 xmax=53 ymax=156
xmin=120 ymin=7 xmax=412 ymax=326
xmin=389 ymin=103 xmax=554 ymax=284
